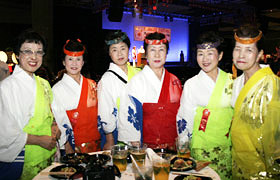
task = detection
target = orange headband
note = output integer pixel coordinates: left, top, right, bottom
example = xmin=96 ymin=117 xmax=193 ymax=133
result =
xmin=144 ymin=38 xmax=168 ymax=45
xmin=63 ymin=39 xmax=85 ymax=57
xmin=234 ymin=31 xmax=262 ymax=44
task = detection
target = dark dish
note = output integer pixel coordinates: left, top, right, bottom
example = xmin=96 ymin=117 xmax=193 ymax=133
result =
xmin=49 ymin=164 xmax=84 ymax=179
xmin=174 ymin=174 xmax=212 ymax=180
xmin=60 ymin=153 xmax=90 ymax=165
xmin=154 ymin=148 xmax=177 ymax=160
xmin=89 ymin=153 xmax=111 ymax=166
xmin=170 ymin=157 xmax=196 ymax=172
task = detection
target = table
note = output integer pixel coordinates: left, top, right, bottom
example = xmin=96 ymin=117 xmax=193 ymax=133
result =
xmin=33 ymin=152 xmax=220 ymax=180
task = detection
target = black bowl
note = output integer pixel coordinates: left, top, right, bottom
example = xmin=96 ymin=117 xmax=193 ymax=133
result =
xmin=174 ymin=174 xmax=212 ymax=180
xmin=153 ymin=148 xmax=177 ymax=160
xmin=60 ymin=153 xmax=90 ymax=165
xmin=88 ymin=154 xmax=111 ymax=166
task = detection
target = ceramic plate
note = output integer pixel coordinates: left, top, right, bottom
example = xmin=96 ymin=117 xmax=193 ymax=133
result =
xmin=49 ymin=164 xmax=84 ymax=179
xmin=170 ymin=157 xmax=196 ymax=172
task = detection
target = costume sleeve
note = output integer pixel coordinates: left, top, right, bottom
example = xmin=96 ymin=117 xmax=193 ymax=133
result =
xmin=51 ymin=88 xmax=73 ymax=149
xmin=118 ymin=79 xmax=142 ymax=143
xmin=176 ymin=81 xmax=195 ymax=141
xmin=262 ymin=77 xmax=280 ymax=175
xmin=97 ymin=77 xmax=118 ymax=134
xmin=0 ymin=82 xmax=27 ymax=162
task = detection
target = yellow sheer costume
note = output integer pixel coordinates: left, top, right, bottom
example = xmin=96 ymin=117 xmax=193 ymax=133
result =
xmin=231 ymin=67 xmax=280 ymax=179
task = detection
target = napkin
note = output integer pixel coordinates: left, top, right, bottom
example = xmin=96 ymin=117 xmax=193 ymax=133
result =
xmin=145 ymin=148 xmax=163 ymax=166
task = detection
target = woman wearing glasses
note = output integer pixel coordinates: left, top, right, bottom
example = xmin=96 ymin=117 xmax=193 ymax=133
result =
xmin=52 ymin=39 xmax=101 ymax=154
xmin=0 ymin=29 xmax=60 ymax=180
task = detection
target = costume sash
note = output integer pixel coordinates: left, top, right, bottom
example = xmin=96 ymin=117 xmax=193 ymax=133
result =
xmin=231 ymin=67 xmax=280 ymax=179
xmin=66 ymin=76 xmax=101 ymax=153
xmin=142 ymin=70 xmax=182 ymax=149
xmin=22 ymin=76 xmax=56 ymax=180
xmin=192 ymin=70 xmax=233 ymax=147
xmin=191 ymin=70 xmax=233 ymax=180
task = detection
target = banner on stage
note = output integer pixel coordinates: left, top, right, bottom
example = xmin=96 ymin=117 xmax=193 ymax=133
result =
xmin=134 ymin=26 xmax=171 ymax=42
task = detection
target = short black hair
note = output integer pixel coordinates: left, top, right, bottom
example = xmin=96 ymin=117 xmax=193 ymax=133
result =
xmin=62 ymin=39 xmax=87 ymax=61
xmin=143 ymin=32 xmax=169 ymax=54
xmin=234 ymin=24 xmax=264 ymax=51
xmin=14 ymin=29 xmax=47 ymax=56
xmin=196 ymin=31 xmax=224 ymax=53
xmin=105 ymin=30 xmax=131 ymax=52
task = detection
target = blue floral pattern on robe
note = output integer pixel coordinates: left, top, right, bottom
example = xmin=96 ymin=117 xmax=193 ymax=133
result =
xmin=177 ymin=119 xmax=187 ymax=134
xmin=127 ymin=95 xmax=143 ymax=142
xmin=63 ymin=124 xmax=75 ymax=150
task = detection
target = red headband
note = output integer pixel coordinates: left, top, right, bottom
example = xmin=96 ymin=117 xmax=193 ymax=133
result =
xmin=144 ymin=38 xmax=168 ymax=45
xmin=63 ymin=39 xmax=85 ymax=57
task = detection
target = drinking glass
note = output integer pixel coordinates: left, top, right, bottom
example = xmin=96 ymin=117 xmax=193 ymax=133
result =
xmin=152 ymin=154 xmax=170 ymax=180
xmin=132 ymin=163 xmax=153 ymax=180
xmin=176 ymin=137 xmax=190 ymax=158
xmin=130 ymin=144 xmax=147 ymax=167
xmin=111 ymin=145 xmax=128 ymax=172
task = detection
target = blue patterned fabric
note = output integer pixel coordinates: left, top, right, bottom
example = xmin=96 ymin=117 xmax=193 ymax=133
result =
xmin=98 ymin=108 xmax=118 ymax=149
xmin=127 ymin=95 xmax=143 ymax=143
xmin=63 ymin=124 xmax=75 ymax=150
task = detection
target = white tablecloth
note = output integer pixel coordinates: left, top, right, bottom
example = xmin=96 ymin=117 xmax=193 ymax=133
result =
xmin=33 ymin=151 xmax=220 ymax=180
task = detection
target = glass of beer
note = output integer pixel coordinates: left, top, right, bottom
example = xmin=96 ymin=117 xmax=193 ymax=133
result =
xmin=130 ymin=144 xmax=147 ymax=167
xmin=132 ymin=163 xmax=153 ymax=180
xmin=176 ymin=137 xmax=190 ymax=158
xmin=111 ymin=145 xmax=128 ymax=172
xmin=152 ymin=155 xmax=170 ymax=180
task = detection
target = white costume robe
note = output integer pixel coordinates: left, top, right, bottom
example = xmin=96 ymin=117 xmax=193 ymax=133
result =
xmin=51 ymin=74 xmax=83 ymax=148
xmin=97 ymin=63 xmax=129 ymax=135
xmin=118 ymin=65 xmax=165 ymax=143
xmin=176 ymin=69 xmax=230 ymax=140
xmin=0 ymin=65 xmax=35 ymax=162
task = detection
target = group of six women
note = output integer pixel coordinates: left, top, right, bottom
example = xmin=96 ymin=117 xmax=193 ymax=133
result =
xmin=0 ymin=24 xmax=279 ymax=180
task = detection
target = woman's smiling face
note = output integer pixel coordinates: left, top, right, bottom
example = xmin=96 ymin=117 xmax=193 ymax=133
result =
xmin=196 ymin=47 xmax=222 ymax=74
xmin=18 ymin=41 xmax=44 ymax=76
xmin=146 ymin=44 xmax=167 ymax=70
xmin=232 ymin=41 xmax=263 ymax=72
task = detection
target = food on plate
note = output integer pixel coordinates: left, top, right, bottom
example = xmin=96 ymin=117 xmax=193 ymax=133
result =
xmin=183 ymin=175 xmax=202 ymax=180
xmin=60 ymin=167 xmax=77 ymax=173
xmin=172 ymin=158 xmax=193 ymax=170
xmin=61 ymin=153 xmax=90 ymax=164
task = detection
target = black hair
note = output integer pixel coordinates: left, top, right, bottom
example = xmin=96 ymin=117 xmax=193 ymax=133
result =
xmin=196 ymin=31 xmax=224 ymax=54
xmin=14 ymin=29 xmax=47 ymax=56
xmin=143 ymin=32 xmax=169 ymax=54
xmin=105 ymin=31 xmax=131 ymax=52
xmin=62 ymin=39 xmax=87 ymax=62
xmin=234 ymin=24 xmax=264 ymax=51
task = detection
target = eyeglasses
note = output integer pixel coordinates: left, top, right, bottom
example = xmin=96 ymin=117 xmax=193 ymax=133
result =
xmin=19 ymin=50 xmax=45 ymax=57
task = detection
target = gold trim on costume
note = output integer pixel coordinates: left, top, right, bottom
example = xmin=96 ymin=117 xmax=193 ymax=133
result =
xmin=234 ymin=31 xmax=262 ymax=44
